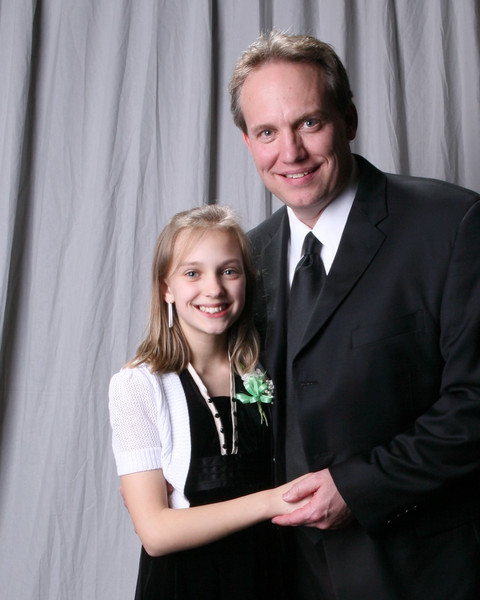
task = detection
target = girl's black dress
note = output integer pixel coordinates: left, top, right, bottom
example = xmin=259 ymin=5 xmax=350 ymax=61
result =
xmin=133 ymin=370 xmax=286 ymax=600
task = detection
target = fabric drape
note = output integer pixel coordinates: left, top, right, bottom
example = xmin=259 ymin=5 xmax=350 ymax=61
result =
xmin=1 ymin=1 xmax=479 ymax=598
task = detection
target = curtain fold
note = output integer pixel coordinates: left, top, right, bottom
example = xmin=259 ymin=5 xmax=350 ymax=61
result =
xmin=1 ymin=1 xmax=479 ymax=598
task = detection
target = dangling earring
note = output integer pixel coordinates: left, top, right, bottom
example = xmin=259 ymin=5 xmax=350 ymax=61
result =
xmin=168 ymin=302 xmax=174 ymax=328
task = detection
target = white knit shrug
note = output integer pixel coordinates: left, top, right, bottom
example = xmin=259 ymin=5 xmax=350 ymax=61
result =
xmin=108 ymin=364 xmax=192 ymax=509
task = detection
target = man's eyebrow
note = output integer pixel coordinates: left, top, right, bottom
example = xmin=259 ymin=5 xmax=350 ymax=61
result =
xmin=294 ymin=109 xmax=329 ymax=123
xmin=249 ymin=122 xmax=274 ymax=134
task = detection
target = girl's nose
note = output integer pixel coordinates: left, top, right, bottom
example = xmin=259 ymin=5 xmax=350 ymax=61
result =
xmin=204 ymin=274 xmax=223 ymax=296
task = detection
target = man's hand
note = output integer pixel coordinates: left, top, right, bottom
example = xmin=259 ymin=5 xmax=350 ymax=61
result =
xmin=272 ymin=469 xmax=354 ymax=529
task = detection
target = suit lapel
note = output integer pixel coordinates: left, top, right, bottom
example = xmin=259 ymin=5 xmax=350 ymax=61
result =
xmin=260 ymin=210 xmax=290 ymax=385
xmin=294 ymin=157 xmax=389 ymax=355
xmin=251 ymin=210 xmax=290 ymax=480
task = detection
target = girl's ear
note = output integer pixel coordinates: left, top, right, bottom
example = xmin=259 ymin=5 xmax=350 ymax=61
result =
xmin=162 ymin=279 xmax=174 ymax=304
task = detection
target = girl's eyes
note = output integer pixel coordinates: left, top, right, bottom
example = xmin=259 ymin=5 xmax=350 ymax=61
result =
xmin=183 ymin=268 xmax=240 ymax=278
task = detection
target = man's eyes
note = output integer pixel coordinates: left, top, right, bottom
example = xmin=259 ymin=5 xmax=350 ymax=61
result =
xmin=258 ymin=119 xmax=320 ymax=139
xmin=304 ymin=118 xmax=319 ymax=128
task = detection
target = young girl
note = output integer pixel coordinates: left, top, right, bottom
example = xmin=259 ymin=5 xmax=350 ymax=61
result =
xmin=109 ymin=205 xmax=305 ymax=600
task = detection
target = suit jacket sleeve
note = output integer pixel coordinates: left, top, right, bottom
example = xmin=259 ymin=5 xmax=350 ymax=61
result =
xmin=330 ymin=198 xmax=480 ymax=536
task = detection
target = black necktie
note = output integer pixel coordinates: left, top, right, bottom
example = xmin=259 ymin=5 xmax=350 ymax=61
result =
xmin=287 ymin=232 xmax=326 ymax=350
xmin=285 ymin=232 xmax=326 ymax=480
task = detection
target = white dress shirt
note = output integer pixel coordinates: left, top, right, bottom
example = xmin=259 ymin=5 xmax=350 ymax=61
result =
xmin=287 ymin=165 xmax=359 ymax=285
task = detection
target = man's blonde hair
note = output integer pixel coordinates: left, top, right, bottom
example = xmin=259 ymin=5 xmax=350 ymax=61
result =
xmin=229 ymin=30 xmax=354 ymax=133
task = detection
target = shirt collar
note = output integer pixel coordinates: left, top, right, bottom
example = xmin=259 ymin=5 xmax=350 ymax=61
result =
xmin=287 ymin=161 xmax=358 ymax=279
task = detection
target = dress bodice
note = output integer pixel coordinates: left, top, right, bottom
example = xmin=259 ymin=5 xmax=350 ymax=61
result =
xmin=179 ymin=369 xmax=272 ymax=506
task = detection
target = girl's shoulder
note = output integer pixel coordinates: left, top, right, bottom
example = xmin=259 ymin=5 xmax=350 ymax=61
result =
xmin=109 ymin=364 xmax=162 ymax=409
xmin=110 ymin=362 xmax=157 ymax=393
xmin=109 ymin=364 xmax=183 ymax=409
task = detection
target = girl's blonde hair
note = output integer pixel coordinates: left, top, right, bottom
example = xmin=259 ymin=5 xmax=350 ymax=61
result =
xmin=127 ymin=205 xmax=259 ymax=375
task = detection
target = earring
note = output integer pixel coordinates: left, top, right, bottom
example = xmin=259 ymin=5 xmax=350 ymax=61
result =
xmin=168 ymin=302 xmax=173 ymax=329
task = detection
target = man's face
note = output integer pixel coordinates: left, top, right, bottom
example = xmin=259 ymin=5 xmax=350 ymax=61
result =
xmin=240 ymin=61 xmax=357 ymax=226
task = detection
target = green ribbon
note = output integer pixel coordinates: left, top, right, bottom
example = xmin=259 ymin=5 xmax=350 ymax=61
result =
xmin=236 ymin=374 xmax=273 ymax=425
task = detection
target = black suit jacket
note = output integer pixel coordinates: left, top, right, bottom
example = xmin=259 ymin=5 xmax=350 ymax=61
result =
xmin=248 ymin=156 xmax=480 ymax=595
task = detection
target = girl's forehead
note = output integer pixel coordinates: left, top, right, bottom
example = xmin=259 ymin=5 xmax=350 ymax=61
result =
xmin=170 ymin=228 xmax=242 ymax=265
xmin=176 ymin=227 xmax=237 ymax=249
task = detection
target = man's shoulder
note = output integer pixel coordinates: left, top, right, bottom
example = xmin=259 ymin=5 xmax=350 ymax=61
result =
xmin=357 ymin=154 xmax=479 ymax=205
xmin=247 ymin=206 xmax=287 ymax=246
xmin=398 ymin=174 xmax=478 ymax=202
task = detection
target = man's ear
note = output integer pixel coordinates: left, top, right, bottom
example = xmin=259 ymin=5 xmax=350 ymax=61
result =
xmin=345 ymin=102 xmax=358 ymax=141
xmin=242 ymin=131 xmax=251 ymax=151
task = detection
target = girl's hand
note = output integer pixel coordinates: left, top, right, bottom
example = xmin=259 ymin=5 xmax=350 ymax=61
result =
xmin=268 ymin=475 xmax=313 ymax=516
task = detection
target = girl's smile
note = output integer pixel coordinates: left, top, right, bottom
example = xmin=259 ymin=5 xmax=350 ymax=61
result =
xmin=197 ymin=303 xmax=230 ymax=315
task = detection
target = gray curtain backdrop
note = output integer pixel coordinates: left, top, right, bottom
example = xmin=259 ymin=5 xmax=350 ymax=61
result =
xmin=1 ymin=1 xmax=479 ymax=598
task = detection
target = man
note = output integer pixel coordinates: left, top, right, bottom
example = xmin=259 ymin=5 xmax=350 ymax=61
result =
xmin=229 ymin=31 xmax=480 ymax=599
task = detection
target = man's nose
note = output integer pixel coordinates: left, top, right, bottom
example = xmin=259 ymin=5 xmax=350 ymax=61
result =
xmin=280 ymin=130 xmax=306 ymax=163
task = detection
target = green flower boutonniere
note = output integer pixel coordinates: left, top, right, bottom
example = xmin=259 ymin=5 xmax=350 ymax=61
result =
xmin=236 ymin=369 xmax=274 ymax=425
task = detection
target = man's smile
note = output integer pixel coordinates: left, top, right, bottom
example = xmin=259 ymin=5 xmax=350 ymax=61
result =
xmin=283 ymin=169 xmax=315 ymax=179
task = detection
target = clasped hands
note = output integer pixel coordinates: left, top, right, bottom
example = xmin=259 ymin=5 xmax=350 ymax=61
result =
xmin=273 ymin=469 xmax=354 ymax=530
xmin=120 ymin=469 xmax=353 ymax=531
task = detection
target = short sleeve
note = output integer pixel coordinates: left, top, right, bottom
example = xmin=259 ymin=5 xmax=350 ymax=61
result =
xmin=109 ymin=366 xmax=164 ymax=476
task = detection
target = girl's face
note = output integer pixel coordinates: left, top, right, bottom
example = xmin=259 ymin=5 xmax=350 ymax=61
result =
xmin=164 ymin=229 xmax=246 ymax=346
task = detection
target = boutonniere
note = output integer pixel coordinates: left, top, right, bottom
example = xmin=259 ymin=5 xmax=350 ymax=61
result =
xmin=236 ymin=369 xmax=274 ymax=425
